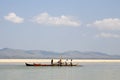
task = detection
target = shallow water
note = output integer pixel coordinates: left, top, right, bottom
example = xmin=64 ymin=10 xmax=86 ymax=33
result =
xmin=0 ymin=62 xmax=120 ymax=80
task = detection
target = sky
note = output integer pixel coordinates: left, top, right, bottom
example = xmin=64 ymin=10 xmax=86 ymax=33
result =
xmin=0 ymin=0 xmax=120 ymax=55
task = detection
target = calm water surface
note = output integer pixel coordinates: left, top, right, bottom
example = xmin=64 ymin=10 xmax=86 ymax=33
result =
xmin=0 ymin=63 xmax=120 ymax=80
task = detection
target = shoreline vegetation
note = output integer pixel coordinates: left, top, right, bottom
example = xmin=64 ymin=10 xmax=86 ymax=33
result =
xmin=0 ymin=59 xmax=120 ymax=63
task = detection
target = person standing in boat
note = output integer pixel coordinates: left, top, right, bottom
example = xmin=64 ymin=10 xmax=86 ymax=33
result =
xmin=70 ymin=59 xmax=73 ymax=66
xmin=51 ymin=59 xmax=53 ymax=65
xmin=58 ymin=59 xmax=62 ymax=66
xmin=65 ymin=59 xmax=68 ymax=65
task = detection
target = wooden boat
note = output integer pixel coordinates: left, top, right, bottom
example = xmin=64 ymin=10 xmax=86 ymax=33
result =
xmin=25 ymin=63 xmax=78 ymax=66
xmin=25 ymin=59 xmax=81 ymax=67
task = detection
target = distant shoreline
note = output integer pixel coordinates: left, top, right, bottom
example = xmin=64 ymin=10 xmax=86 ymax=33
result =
xmin=0 ymin=59 xmax=120 ymax=63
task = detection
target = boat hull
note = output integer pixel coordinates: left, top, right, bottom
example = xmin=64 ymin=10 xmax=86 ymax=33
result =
xmin=25 ymin=63 xmax=78 ymax=66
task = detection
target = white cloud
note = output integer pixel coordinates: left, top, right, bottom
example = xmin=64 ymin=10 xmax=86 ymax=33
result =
xmin=87 ymin=18 xmax=120 ymax=30
xmin=96 ymin=32 xmax=120 ymax=38
xmin=33 ymin=12 xmax=81 ymax=26
xmin=4 ymin=12 xmax=24 ymax=23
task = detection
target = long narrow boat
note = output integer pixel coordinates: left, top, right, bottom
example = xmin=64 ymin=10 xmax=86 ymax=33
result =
xmin=25 ymin=63 xmax=78 ymax=66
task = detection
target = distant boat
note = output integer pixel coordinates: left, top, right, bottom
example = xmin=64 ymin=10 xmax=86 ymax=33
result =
xmin=25 ymin=59 xmax=81 ymax=67
xmin=25 ymin=63 xmax=78 ymax=66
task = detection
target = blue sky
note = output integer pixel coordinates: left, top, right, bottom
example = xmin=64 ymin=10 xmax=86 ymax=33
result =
xmin=0 ymin=0 xmax=120 ymax=55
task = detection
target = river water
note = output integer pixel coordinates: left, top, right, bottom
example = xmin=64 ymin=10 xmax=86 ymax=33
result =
xmin=0 ymin=62 xmax=120 ymax=80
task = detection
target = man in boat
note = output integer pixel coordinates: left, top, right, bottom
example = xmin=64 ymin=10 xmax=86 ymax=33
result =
xmin=65 ymin=59 xmax=68 ymax=65
xmin=51 ymin=59 xmax=53 ymax=65
xmin=70 ymin=59 xmax=73 ymax=66
xmin=58 ymin=59 xmax=62 ymax=66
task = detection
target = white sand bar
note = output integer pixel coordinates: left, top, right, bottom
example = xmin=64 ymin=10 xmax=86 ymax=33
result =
xmin=0 ymin=59 xmax=120 ymax=63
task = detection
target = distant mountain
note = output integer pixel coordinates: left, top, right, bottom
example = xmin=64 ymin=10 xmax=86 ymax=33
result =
xmin=0 ymin=48 xmax=120 ymax=59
